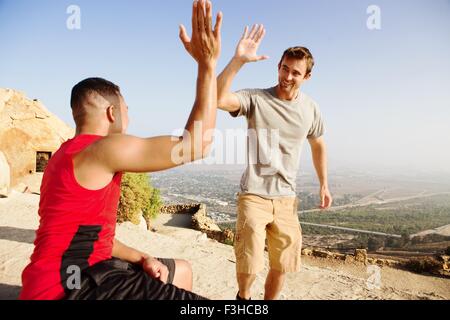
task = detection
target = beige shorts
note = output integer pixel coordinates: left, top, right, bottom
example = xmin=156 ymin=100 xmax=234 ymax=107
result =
xmin=234 ymin=193 xmax=302 ymax=274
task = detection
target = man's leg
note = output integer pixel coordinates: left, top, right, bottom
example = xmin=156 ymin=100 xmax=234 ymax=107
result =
xmin=172 ymin=259 xmax=193 ymax=291
xmin=236 ymin=272 xmax=256 ymax=299
xmin=234 ymin=194 xmax=273 ymax=300
xmin=264 ymin=269 xmax=285 ymax=300
xmin=265 ymin=197 xmax=302 ymax=300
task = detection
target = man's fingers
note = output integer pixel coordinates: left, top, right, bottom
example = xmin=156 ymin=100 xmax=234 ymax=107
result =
xmin=205 ymin=0 xmax=212 ymax=35
xmin=197 ymin=0 xmax=206 ymax=34
xmin=256 ymin=55 xmax=269 ymax=61
xmin=241 ymin=25 xmax=249 ymax=40
xmin=254 ymin=24 xmax=263 ymax=41
xmin=191 ymin=0 xmax=198 ymax=37
xmin=213 ymin=11 xmax=223 ymax=39
xmin=249 ymin=24 xmax=258 ymax=40
xmin=320 ymin=195 xmax=325 ymax=208
xmin=179 ymin=24 xmax=191 ymax=46
xmin=326 ymin=196 xmax=332 ymax=208
xmin=255 ymin=26 xmax=266 ymax=43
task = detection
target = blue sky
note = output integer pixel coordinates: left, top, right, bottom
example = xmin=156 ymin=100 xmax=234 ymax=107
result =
xmin=1 ymin=0 xmax=449 ymax=174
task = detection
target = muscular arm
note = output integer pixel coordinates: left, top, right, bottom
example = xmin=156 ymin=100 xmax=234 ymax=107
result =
xmin=308 ymin=136 xmax=332 ymax=209
xmin=85 ymin=1 xmax=222 ymax=174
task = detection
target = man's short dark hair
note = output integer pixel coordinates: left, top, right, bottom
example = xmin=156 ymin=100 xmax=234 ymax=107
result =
xmin=70 ymin=77 xmax=121 ymax=111
xmin=278 ymin=47 xmax=315 ymax=75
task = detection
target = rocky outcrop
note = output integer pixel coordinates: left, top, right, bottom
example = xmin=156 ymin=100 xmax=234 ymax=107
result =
xmin=0 ymin=88 xmax=74 ymax=186
xmin=0 ymin=151 xmax=10 ymax=197
xmin=161 ymin=204 xmax=200 ymax=215
xmin=301 ymin=247 xmax=401 ymax=268
xmin=192 ymin=204 xmax=234 ymax=244
xmin=439 ymin=255 xmax=450 ymax=271
xmin=160 ymin=203 xmax=235 ymax=244
xmin=355 ymin=249 xmax=368 ymax=263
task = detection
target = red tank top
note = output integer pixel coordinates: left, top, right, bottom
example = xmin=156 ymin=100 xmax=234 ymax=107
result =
xmin=19 ymin=134 xmax=123 ymax=300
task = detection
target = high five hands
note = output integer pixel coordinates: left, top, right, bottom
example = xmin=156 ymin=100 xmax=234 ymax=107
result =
xmin=234 ymin=24 xmax=269 ymax=64
xmin=179 ymin=0 xmax=222 ymax=67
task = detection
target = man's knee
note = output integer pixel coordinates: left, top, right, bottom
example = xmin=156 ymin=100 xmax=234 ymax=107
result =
xmin=175 ymin=259 xmax=192 ymax=277
xmin=173 ymin=259 xmax=193 ymax=291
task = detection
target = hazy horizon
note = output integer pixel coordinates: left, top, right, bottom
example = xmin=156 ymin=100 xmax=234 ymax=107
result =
xmin=1 ymin=0 xmax=449 ymax=174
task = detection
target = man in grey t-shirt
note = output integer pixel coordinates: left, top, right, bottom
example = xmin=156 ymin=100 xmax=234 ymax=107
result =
xmin=217 ymin=24 xmax=333 ymax=300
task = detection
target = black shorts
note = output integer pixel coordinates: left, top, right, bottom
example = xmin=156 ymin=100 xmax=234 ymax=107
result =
xmin=64 ymin=258 xmax=207 ymax=300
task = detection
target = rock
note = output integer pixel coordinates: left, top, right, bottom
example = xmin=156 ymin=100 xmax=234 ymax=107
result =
xmin=0 ymin=88 xmax=74 ymax=187
xmin=345 ymin=255 xmax=355 ymax=263
xmin=355 ymin=249 xmax=368 ymax=263
xmin=313 ymin=249 xmax=333 ymax=259
xmin=438 ymin=256 xmax=450 ymax=271
xmin=196 ymin=233 xmax=208 ymax=242
xmin=332 ymin=253 xmax=346 ymax=260
xmin=161 ymin=204 xmax=200 ymax=215
xmin=0 ymin=151 xmax=10 ymax=196
xmin=301 ymin=248 xmax=313 ymax=256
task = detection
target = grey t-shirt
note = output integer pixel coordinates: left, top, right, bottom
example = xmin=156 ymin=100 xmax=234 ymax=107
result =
xmin=231 ymin=87 xmax=325 ymax=198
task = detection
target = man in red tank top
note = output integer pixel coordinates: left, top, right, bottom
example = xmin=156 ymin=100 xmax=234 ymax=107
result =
xmin=20 ymin=0 xmax=222 ymax=300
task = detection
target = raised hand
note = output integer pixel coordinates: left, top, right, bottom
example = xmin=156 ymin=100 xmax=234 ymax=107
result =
xmin=179 ymin=0 xmax=222 ymax=67
xmin=234 ymin=24 xmax=269 ymax=64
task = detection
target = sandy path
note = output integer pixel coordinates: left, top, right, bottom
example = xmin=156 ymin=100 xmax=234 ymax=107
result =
xmin=1 ymin=192 xmax=449 ymax=300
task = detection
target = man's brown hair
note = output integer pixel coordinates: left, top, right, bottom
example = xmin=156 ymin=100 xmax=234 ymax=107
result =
xmin=278 ymin=47 xmax=315 ymax=75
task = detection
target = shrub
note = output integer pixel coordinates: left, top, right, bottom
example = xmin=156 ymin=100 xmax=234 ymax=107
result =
xmin=403 ymin=257 xmax=442 ymax=274
xmin=117 ymin=173 xmax=162 ymax=228
xmin=368 ymin=237 xmax=385 ymax=252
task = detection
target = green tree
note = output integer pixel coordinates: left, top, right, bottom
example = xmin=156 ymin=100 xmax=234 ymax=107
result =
xmin=117 ymin=173 xmax=163 ymax=229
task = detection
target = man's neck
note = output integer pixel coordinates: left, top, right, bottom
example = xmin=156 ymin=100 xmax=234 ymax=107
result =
xmin=75 ymin=126 xmax=108 ymax=137
xmin=275 ymin=85 xmax=299 ymax=101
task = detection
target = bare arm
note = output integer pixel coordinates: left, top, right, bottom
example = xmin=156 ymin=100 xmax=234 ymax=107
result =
xmin=87 ymin=1 xmax=222 ymax=174
xmin=308 ymin=136 xmax=332 ymax=209
xmin=112 ymin=238 xmax=148 ymax=264
xmin=217 ymin=24 xmax=268 ymax=112
xmin=112 ymin=238 xmax=170 ymax=282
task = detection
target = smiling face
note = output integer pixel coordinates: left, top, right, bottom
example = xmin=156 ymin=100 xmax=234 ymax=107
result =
xmin=277 ymin=57 xmax=311 ymax=97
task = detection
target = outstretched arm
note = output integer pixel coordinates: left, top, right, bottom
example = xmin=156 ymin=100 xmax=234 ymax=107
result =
xmin=90 ymin=0 xmax=222 ymax=174
xmin=217 ymin=24 xmax=268 ymax=112
xmin=308 ymin=136 xmax=332 ymax=209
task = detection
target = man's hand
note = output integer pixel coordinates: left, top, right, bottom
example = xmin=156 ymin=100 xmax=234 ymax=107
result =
xmin=142 ymin=257 xmax=169 ymax=283
xmin=234 ymin=24 xmax=269 ymax=64
xmin=179 ymin=0 xmax=222 ymax=67
xmin=319 ymin=185 xmax=332 ymax=209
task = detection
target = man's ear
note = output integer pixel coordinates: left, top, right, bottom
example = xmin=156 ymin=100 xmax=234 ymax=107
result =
xmin=106 ymin=105 xmax=115 ymax=123
xmin=304 ymin=72 xmax=312 ymax=80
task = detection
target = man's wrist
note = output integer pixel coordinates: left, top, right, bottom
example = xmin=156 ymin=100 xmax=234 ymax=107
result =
xmin=231 ymin=56 xmax=246 ymax=67
xmin=198 ymin=60 xmax=217 ymax=72
xmin=139 ymin=253 xmax=150 ymax=265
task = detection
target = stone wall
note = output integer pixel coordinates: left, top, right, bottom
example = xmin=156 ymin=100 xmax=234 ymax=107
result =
xmin=160 ymin=203 xmax=234 ymax=244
